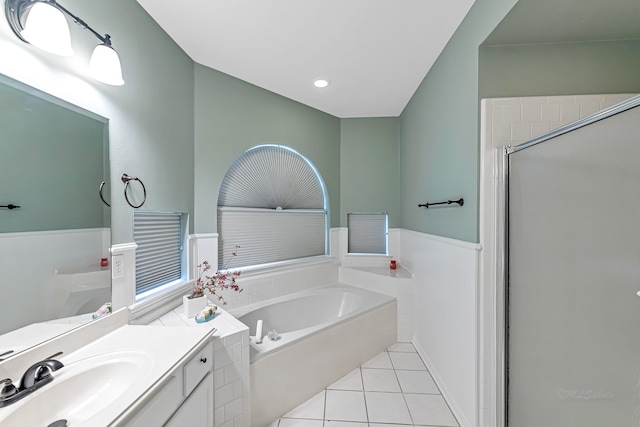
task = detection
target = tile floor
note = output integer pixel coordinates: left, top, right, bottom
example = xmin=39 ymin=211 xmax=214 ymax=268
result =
xmin=267 ymin=343 xmax=459 ymax=427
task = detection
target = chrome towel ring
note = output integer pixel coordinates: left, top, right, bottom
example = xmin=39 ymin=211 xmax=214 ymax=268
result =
xmin=121 ymin=174 xmax=147 ymax=208
xmin=98 ymin=181 xmax=110 ymax=207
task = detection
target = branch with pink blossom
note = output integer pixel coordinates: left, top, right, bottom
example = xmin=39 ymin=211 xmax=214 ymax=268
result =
xmin=190 ymin=245 xmax=242 ymax=305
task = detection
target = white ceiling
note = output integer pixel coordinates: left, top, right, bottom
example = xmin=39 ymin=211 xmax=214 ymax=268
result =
xmin=136 ymin=0 xmax=476 ymax=118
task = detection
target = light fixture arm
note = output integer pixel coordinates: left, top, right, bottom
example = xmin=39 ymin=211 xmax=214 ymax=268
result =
xmin=5 ymin=0 xmax=113 ymax=46
xmin=5 ymin=0 xmax=124 ymax=85
xmin=52 ymin=1 xmax=111 ymax=46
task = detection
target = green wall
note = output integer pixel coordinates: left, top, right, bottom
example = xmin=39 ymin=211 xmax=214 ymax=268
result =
xmin=399 ymin=0 xmax=518 ymax=242
xmin=0 ymin=0 xmax=195 ymax=244
xmin=480 ymin=39 xmax=640 ymax=98
xmin=193 ymin=65 xmax=341 ymax=231
xmin=340 ymin=118 xmax=400 ymax=228
xmin=0 ymin=81 xmax=106 ymax=232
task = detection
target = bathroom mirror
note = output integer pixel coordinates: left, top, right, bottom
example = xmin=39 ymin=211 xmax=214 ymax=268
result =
xmin=0 ymin=73 xmax=111 ymax=359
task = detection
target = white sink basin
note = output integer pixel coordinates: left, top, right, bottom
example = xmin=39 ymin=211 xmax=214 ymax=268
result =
xmin=0 ymin=350 xmax=153 ymax=426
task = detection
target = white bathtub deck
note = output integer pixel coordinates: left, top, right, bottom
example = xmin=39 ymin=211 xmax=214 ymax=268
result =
xmin=267 ymin=342 xmax=459 ymax=427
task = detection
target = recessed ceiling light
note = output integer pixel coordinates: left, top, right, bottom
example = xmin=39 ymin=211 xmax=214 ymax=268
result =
xmin=313 ymin=79 xmax=330 ymax=88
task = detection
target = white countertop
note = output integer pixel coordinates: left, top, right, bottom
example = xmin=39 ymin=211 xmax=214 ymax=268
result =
xmin=0 ymin=322 xmax=211 ymax=427
xmin=150 ymin=304 xmax=249 ymax=342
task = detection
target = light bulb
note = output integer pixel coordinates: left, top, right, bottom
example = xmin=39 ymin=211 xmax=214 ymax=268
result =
xmin=21 ymin=2 xmax=74 ymax=56
xmin=89 ymin=43 xmax=124 ymax=86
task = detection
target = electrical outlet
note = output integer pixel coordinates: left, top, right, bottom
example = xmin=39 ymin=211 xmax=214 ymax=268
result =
xmin=112 ymin=254 xmax=125 ymax=279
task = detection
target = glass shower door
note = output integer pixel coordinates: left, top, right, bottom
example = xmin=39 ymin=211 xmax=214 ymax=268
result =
xmin=507 ymin=100 xmax=640 ymax=426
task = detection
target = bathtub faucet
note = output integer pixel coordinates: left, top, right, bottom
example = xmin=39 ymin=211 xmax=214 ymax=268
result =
xmin=255 ymin=320 xmax=263 ymax=344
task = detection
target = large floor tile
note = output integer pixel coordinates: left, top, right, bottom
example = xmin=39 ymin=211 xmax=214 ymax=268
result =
xmin=278 ymin=343 xmax=460 ymax=427
xmin=361 ymin=368 xmax=401 ymax=393
xmin=324 ymin=422 xmax=368 ymax=427
xmin=387 ymin=342 xmax=416 ymax=353
xmin=396 ymin=370 xmax=439 ymax=394
xmin=362 ymin=351 xmax=393 ymax=369
xmin=283 ymin=390 xmax=326 ymax=420
xmin=389 ymin=352 xmax=427 ymax=370
xmin=325 ymin=390 xmax=368 ymax=422
xmin=279 ymin=419 xmax=324 ymax=427
xmin=404 ymin=393 xmax=458 ymax=426
xmin=365 ymin=391 xmax=413 ymax=425
xmin=328 ymin=368 xmax=363 ymax=391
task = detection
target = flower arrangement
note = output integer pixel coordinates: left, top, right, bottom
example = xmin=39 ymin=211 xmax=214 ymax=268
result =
xmin=190 ymin=245 xmax=242 ymax=305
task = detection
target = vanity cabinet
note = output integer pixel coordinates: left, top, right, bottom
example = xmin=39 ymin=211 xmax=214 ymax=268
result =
xmin=124 ymin=342 xmax=214 ymax=427
xmin=166 ymin=372 xmax=214 ymax=426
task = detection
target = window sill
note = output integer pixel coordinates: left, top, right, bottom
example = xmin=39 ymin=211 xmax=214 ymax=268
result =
xmin=128 ymin=256 xmax=336 ymax=324
xmin=340 ymin=265 xmax=413 ymax=279
xmin=129 ymin=279 xmax=192 ymax=324
xmin=232 ymin=255 xmax=336 ymax=278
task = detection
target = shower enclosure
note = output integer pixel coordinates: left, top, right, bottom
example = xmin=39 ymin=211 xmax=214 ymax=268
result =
xmin=505 ymin=95 xmax=640 ymax=426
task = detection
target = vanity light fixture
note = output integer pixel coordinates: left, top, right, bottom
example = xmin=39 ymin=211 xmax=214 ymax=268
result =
xmin=5 ymin=0 xmax=124 ymax=86
xmin=313 ymin=79 xmax=330 ymax=88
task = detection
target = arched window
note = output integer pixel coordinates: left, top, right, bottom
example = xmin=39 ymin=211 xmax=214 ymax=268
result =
xmin=217 ymin=145 xmax=328 ymax=269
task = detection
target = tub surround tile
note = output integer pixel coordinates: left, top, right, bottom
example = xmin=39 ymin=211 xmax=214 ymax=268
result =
xmin=404 ymin=393 xmax=459 ymax=426
xmin=361 ymin=368 xmax=401 ymax=393
xmin=364 ymin=391 xmax=413 ymax=425
xmin=283 ymin=391 xmax=326 ymax=420
xmin=362 ymin=352 xmax=393 ymax=369
xmin=501 ymin=104 xmax=521 ymax=123
xmin=531 ymin=122 xmax=551 ymax=139
xmin=328 ymin=368 xmax=364 ymax=391
xmin=560 ymin=103 xmax=580 ymax=122
xmin=325 ymin=390 xmax=368 ymax=422
xmin=389 ymin=352 xmax=427 ymax=370
xmin=387 ymin=342 xmax=417 ymax=353
xmin=157 ymin=309 xmax=188 ymax=326
xmin=396 ymin=370 xmax=439 ymax=394
xmin=540 ymin=103 xmax=561 ymax=122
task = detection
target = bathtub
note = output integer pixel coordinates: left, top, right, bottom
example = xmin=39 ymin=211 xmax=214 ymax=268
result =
xmin=231 ymin=284 xmax=397 ymax=427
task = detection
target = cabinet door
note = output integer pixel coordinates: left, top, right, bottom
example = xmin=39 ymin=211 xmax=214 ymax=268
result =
xmin=165 ymin=372 xmax=214 ymax=426
xmin=127 ymin=375 xmax=181 ymax=427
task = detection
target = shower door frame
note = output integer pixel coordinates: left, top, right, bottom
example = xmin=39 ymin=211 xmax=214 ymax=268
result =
xmin=498 ymin=94 xmax=640 ymax=427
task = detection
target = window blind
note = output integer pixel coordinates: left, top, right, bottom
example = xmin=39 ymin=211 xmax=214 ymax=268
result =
xmin=218 ymin=145 xmax=326 ymax=210
xmin=347 ymin=212 xmax=388 ymax=254
xmin=217 ymin=145 xmax=329 ymax=269
xmin=134 ymin=211 xmax=184 ymax=295
xmin=218 ymin=207 xmax=326 ymax=268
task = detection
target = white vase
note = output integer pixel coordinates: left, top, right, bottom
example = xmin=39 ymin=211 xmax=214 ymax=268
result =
xmin=183 ymin=294 xmax=207 ymax=318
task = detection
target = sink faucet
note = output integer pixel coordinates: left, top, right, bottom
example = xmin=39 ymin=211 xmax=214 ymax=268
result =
xmin=19 ymin=359 xmax=64 ymax=390
xmin=0 ymin=358 xmax=64 ymax=408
